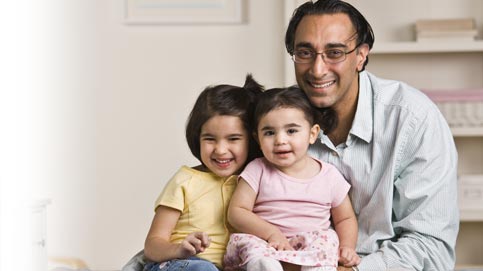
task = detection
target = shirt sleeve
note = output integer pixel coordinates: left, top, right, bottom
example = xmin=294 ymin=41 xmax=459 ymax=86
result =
xmin=358 ymin=107 xmax=459 ymax=270
xmin=154 ymin=167 xmax=188 ymax=212
xmin=326 ymin=163 xmax=350 ymax=207
xmin=239 ymin=158 xmax=264 ymax=193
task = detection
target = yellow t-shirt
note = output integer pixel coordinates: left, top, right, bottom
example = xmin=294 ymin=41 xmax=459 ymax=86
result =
xmin=154 ymin=166 xmax=237 ymax=268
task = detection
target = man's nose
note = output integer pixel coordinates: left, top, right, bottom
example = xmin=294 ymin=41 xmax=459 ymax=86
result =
xmin=311 ymin=54 xmax=329 ymax=77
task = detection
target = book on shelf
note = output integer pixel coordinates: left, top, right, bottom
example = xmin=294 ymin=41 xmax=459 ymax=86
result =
xmin=415 ymin=18 xmax=478 ymax=42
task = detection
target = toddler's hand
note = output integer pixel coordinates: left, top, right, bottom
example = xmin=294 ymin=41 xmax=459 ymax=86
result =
xmin=338 ymin=246 xmax=361 ymax=267
xmin=267 ymin=232 xmax=293 ymax=251
xmin=177 ymin=232 xmax=211 ymax=258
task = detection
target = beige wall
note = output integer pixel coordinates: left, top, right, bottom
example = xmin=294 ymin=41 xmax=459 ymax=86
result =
xmin=8 ymin=0 xmax=481 ymax=270
xmin=35 ymin=0 xmax=286 ymax=269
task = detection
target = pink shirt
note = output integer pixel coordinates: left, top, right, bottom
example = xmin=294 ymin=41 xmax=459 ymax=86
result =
xmin=240 ymin=157 xmax=350 ymax=237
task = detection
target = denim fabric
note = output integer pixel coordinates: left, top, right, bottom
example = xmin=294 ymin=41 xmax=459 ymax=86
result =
xmin=143 ymin=256 xmax=219 ymax=271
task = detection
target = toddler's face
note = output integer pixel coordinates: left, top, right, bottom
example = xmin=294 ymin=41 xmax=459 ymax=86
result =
xmin=256 ymin=107 xmax=319 ymax=173
xmin=199 ymin=115 xmax=249 ymax=177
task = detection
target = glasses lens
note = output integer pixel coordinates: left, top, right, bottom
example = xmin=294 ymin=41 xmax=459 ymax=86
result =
xmin=293 ymin=49 xmax=313 ymax=63
xmin=292 ymin=49 xmax=347 ymax=64
xmin=325 ymin=49 xmax=345 ymax=63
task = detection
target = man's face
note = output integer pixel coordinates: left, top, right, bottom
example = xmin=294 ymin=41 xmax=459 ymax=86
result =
xmin=293 ymin=13 xmax=368 ymax=112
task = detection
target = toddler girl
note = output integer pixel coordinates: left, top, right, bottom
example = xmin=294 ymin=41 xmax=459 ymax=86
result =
xmin=224 ymin=86 xmax=360 ymax=271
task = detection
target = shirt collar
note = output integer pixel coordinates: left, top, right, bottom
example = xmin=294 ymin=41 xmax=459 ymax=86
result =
xmin=350 ymin=71 xmax=373 ymax=143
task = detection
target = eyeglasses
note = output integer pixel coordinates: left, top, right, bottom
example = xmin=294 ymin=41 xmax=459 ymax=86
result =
xmin=291 ymin=43 xmax=361 ymax=64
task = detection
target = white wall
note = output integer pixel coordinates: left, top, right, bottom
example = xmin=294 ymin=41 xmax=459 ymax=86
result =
xmin=36 ymin=1 xmax=287 ymax=269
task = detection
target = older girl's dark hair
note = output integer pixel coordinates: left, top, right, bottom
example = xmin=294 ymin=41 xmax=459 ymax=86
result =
xmin=186 ymin=74 xmax=264 ymax=164
xmin=254 ymin=86 xmax=337 ymax=134
xmin=285 ymin=0 xmax=374 ymax=71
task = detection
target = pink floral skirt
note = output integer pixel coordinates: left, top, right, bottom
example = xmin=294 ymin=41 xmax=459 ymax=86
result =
xmin=223 ymin=229 xmax=339 ymax=270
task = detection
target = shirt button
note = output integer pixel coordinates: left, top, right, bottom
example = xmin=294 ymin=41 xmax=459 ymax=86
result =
xmin=332 ymin=151 xmax=338 ymax=156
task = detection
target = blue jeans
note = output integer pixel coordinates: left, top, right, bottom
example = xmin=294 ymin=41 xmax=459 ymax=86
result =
xmin=143 ymin=256 xmax=219 ymax=271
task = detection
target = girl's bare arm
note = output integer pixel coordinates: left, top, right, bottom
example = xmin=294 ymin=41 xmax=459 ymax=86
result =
xmin=144 ymin=206 xmax=210 ymax=262
xmin=331 ymin=195 xmax=360 ymax=266
xmin=228 ymin=178 xmax=292 ymax=250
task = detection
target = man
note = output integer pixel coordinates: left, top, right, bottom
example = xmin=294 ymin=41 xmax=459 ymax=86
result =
xmin=285 ymin=1 xmax=459 ymax=270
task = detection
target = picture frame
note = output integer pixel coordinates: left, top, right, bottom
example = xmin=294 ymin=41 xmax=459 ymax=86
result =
xmin=125 ymin=0 xmax=244 ymax=24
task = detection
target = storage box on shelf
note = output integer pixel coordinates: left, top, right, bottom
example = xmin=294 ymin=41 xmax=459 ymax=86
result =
xmin=422 ymin=89 xmax=483 ymax=129
xmin=415 ymin=18 xmax=478 ymax=42
xmin=458 ymin=175 xmax=483 ymax=221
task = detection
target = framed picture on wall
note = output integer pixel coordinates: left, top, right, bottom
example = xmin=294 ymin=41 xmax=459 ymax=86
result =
xmin=125 ymin=0 xmax=244 ymax=24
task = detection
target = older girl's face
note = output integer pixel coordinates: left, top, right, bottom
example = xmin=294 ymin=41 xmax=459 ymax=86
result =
xmin=199 ymin=115 xmax=249 ymax=177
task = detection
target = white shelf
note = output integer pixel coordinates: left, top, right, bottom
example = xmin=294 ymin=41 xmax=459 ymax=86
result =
xmin=460 ymin=209 xmax=483 ymax=222
xmin=455 ymin=265 xmax=483 ymax=270
xmin=372 ymin=40 xmax=483 ymax=54
xmin=451 ymin=127 xmax=483 ymax=137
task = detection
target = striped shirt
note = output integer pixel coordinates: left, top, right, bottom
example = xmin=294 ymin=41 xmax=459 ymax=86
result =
xmin=309 ymin=71 xmax=459 ymax=271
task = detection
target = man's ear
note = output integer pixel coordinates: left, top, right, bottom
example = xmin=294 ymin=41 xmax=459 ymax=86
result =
xmin=309 ymin=124 xmax=320 ymax=144
xmin=356 ymin=43 xmax=370 ymax=72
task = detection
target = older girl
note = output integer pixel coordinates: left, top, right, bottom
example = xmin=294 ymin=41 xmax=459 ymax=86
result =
xmin=143 ymin=75 xmax=263 ymax=271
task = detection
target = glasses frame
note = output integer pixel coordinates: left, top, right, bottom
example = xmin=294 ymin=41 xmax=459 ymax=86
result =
xmin=291 ymin=42 xmax=362 ymax=65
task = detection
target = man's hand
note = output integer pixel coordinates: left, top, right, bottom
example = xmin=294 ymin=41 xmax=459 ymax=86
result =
xmin=176 ymin=232 xmax=211 ymax=258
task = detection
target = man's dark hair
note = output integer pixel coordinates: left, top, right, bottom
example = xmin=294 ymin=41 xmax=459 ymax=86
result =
xmin=285 ymin=0 xmax=375 ymax=71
